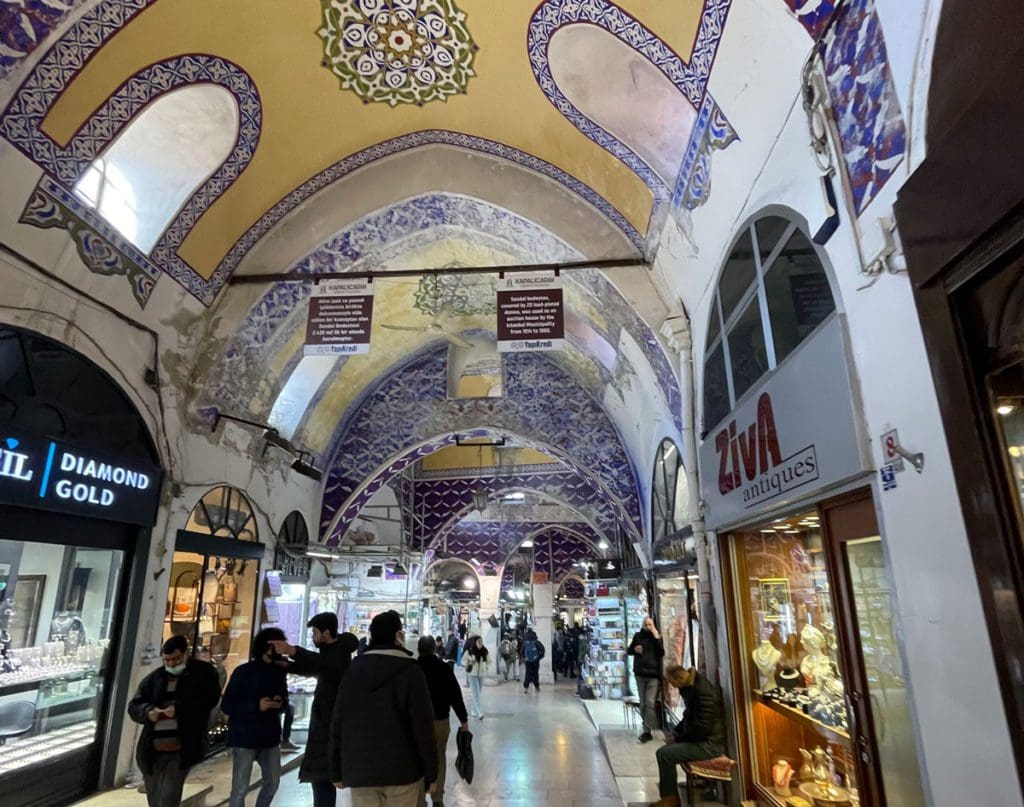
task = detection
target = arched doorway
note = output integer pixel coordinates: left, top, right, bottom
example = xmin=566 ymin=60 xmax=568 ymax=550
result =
xmin=0 ymin=325 xmax=163 ymax=807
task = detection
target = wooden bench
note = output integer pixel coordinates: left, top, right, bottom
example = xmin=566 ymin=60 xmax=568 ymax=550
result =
xmin=680 ymin=756 xmax=735 ymax=806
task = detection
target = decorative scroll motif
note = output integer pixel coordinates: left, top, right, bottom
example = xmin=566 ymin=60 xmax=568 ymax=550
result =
xmin=821 ymin=0 xmax=905 ymax=215
xmin=1 ymin=44 xmax=262 ymax=303
xmin=673 ymin=94 xmax=739 ymax=211
xmin=319 ymin=0 xmax=477 ymax=106
xmin=0 ymin=0 xmax=81 ymax=81
xmin=528 ymin=0 xmax=732 ymax=212
xmin=19 ymin=178 xmax=157 ymax=308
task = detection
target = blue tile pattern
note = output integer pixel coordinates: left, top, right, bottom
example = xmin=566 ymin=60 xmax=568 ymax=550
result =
xmin=783 ymin=0 xmax=838 ymax=39
xmin=0 ymin=0 xmax=81 ymax=81
xmin=672 ymin=93 xmax=739 ymax=212
xmin=822 ymin=0 xmax=906 ymax=215
xmin=318 ymin=348 xmax=643 ymax=545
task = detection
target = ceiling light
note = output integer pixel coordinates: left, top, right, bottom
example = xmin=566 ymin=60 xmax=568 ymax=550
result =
xmin=598 ymin=540 xmax=609 ymax=550
xmin=997 ymin=404 xmax=1016 ymax=416
xmin=462 ymin=576 xmax=477 ymax=590
xmin=521 ymin=539 xmax=534 ymax=548
xmin=605 ymin=561 xmax=615 ymax=570
xmin=306 ymin=550 xmax=335 ymax=559
xmin=470 ymin=558 xmax=480 ymax=566
xmin=503 ymin=492 xmax=526 ymax=501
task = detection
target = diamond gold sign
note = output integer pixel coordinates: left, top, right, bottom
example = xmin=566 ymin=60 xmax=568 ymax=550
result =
xmin=318 ymin=0 xmax=477 ymax=107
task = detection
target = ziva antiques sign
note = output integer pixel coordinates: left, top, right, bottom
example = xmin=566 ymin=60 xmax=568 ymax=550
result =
xmin=698 ymin=317 xmax=868 ymax=529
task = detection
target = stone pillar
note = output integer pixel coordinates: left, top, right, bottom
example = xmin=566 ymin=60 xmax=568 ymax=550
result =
xmin=477 ymin=575 xmax=502 ymax=684
xmin=532 ymin=581 xmax=555 ymax=684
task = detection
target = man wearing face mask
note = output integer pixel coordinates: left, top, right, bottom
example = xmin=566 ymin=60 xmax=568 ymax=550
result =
xmin=128 ymin=635 xmax=222 ymax=807
xmin=269 ymin=612 xmax=359 ymax=807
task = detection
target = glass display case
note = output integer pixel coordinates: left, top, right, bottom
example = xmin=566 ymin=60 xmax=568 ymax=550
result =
xmin=729 ymin=510 xmax=858 ymax=805
xmin=583 ymin=583 xmax=626 ymax=699
xmin=0 ymin=539 xmax=122 ymax=778
xmin=656 ymin=573 xmax=700 ymax=711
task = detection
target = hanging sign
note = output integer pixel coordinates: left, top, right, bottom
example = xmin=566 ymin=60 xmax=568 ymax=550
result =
xmin=304 ymin=278 xmax=374 ymax=356
xmin=0 ymin=428 xmax=162 ymax=525
xmin=496 ymin=272 xmax=565 ymax=353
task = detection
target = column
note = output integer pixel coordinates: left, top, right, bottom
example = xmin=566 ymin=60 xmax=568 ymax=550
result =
xmin=477 ymin=575 xmax=502 ymax=684
xmin=532 ymin=581 xmax=555 ymax=684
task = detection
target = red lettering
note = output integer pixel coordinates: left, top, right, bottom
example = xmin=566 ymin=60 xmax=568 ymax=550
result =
xmin=738 ymin=423 xmax=758 ymax=481
xmin=756 ymin=393 xmax=782 ymax=474
xmin=716 ymin=428 xmax=733 ymax=495
xmin=729 ymin=421 xmax=741 ymax=489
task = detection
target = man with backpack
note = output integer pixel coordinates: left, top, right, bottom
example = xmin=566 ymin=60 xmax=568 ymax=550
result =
xmin=521 ymin=629 xmax=545 ymax=693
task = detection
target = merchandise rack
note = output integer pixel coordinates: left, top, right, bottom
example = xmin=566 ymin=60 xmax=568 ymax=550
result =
xmin=583 ymin=583 xmax=627 ymax=699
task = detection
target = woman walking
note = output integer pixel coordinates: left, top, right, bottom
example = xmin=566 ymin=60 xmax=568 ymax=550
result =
xmin=462 ymin=636 xmax=489 ymax=719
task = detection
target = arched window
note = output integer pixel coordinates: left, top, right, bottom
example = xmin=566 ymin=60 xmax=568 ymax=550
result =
xmin=548 ymin=24 xmax=694 ymax=184
xmin=73 ymin=85 xmax=239 ymax=253
xmin=651 ymin=439 xmax=687 ymax=541
xmin=185 ymin=485 xmax=258 ymax=542
xmin=703 ymin=214 xmax=836 ymax=430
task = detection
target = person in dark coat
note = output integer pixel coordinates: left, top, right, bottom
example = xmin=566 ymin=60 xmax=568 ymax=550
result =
xmin=127 ymin=635 xmax=222 ymax=807
xmin=627 ymin=616 xmax=666 ymax=743
xmin=221 ymin=628 xmax=289 ymax=807
xmin=330 ymin=610 xmax=438 ymax=806
xmin=417 ymin=635 xmax=469 ymax=807
xmin=651 ymin=665 xmax=727 ymax=807
xmin=271 ymin=612 xmax=359 ymax=807
xmin=521 ymin=629 xmax=545 ymax=693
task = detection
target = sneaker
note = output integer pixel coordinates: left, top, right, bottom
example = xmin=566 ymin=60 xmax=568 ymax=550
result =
xmin=638 ymin=732 xmax=653 ymax=743
xmin=280 ymin=740 xmax=301 ymax=751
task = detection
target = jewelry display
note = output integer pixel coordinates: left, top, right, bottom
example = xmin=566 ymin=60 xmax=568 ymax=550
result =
xmin=0 ymin=721 xmax=96 ymax=775
xmin=772 ymin=759 xmax=794 ymax=795
xmin=752 ymin=640 xmax=782 ymax=689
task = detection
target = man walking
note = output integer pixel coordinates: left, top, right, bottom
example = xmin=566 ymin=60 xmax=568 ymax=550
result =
xmin=521 ymin=629 xmax=545 ymax=693
xmin=221 ymin=627 xmax=289 ymax=807
xmin=271 ymin=612 xmax=359 ymax=807
xmin=330 ymin=610 xmax=438 ymax=807
xmin=128 ymin=635 xmax=221 ymax=807
xmin=417 ymin=635 xmax=469 ymax=807
xmin=627 ymin=616 xmax=665 ymax=743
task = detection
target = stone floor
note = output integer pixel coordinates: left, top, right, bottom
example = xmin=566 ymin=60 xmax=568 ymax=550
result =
xmin=274 ymin=678 xmax=657 ymax=807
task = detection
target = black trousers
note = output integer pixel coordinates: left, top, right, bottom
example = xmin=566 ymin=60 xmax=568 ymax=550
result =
xmin=311 ymin=780 xmax=337 ymax=807
xmin=523 ymin=660 xmax=540 ymax=690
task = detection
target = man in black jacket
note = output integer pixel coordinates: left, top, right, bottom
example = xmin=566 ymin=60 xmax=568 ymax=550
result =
xmin=271 ymin=612 xmax=359 ymax=807
xmin=221 ymin=627 xmax=289 ymax=807
xmin=627 ymin=616 xmax=665 ymax=742
xmin=417 ymin=635 xmax=469 ymax=807
xmin=127 ymin=635 xmax=222 ymax=807
xmin=330 ymin=610 xmax=437 ymax=807
xmin=651 ymin=665 xmax=727 ymax=807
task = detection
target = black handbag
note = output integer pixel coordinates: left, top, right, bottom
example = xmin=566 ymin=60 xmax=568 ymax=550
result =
xmin=455 ymin=728 xmax=475 ymax=783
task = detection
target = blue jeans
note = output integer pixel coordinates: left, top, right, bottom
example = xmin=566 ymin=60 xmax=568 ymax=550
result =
xmin=230 ymin=746 xmax=281 ymax=807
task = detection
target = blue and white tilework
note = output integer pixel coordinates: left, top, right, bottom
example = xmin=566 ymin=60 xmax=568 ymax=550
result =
xmin=822 ymin=0 xmax=906 ymax=215
xmin=319 ymin=348 xmax=643 ymax=544
xmin=783 ymin=0 xmax=838 ymax=39
xmin=672 ymin=93 xmax=739 ymax=212
xmin=0 ymin=0 xmax=82 ymax=81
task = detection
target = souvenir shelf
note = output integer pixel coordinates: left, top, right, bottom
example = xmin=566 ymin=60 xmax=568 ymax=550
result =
xmin=583 ymin=583 xmax=626 ymax=699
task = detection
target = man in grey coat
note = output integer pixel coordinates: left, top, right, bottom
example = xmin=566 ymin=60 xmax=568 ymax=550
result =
xmin=330 ymin=610 xmax=437 ymax=807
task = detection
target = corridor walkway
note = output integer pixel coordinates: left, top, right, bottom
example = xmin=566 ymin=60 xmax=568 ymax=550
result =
xmin=274 ymin=679 xmax=642 ymax=806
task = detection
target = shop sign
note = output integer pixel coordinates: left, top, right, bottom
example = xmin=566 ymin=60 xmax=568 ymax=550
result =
xmin=0 ymin=429 xmax=162 ymax=525
xmin=304 ymin=278 xmax=374 ymax=356
xmin=496 ymin=272 xmax=565 ymax=353
xmin=699 ymin=317 xmax=868 ymax=529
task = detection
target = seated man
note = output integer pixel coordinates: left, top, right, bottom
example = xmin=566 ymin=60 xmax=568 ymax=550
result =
xmin=651 ymin=665 xmax=727 ymax=807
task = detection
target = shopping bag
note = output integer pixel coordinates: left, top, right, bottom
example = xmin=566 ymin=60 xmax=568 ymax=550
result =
xmin=455 ymin=727 xmax=475 ymax=784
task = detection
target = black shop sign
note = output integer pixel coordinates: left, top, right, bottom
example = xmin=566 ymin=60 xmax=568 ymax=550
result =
xmin=0 ymin=428 xmax=162 ymax=526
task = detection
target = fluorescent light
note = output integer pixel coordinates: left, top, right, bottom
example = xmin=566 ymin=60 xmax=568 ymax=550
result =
xmin=306 ymin=550 xmax=334 ymax=559
xmin=503 ymin=492 xmax=526 ymax=501
xmin=998 ymin=404 xmax=1015 ymax=416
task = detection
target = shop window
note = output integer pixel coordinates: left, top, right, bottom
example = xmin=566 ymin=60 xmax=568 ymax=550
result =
xmin=0 ymin=538 xmax=123 ymax=779
xmin=73 ymin=85 xmax=239 ymax=253
xmin=703 ymin=215 xmax=836 ymax=431
xmin=651 ymin=439 xmax=687 ymax=542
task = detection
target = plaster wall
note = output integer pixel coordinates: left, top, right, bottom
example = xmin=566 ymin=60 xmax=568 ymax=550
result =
xmin=651 ymin=1 xmax=1018 ymax=803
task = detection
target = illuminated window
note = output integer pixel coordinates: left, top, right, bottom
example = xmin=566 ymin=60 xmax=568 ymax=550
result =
xmin=73 ymin=85 xmax=239 ymax=253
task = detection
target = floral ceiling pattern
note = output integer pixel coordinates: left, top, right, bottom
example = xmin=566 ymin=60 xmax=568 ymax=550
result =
xmin=319 ymin=0 xmax=477 ymax=106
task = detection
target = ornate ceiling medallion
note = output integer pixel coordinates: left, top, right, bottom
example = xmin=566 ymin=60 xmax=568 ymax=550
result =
xmin=318 ymin=0 xmax=477 ymax=107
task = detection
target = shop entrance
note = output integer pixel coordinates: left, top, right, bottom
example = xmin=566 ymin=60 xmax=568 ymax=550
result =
xmin=0 ymin=325 xmax=162 ymax=807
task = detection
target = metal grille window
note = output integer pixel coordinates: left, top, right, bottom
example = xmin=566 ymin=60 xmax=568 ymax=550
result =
xmin=651 ymin=439 xmax=686 ymax=541
xmin=703 ymin=215 xmax=836 ymax=432
xmin=185 ymin=486 xmax=258 ymax=541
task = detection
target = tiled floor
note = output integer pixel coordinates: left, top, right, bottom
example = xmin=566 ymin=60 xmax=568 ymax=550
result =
xmin=274 ymin=678 xmax=652 ymax=807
